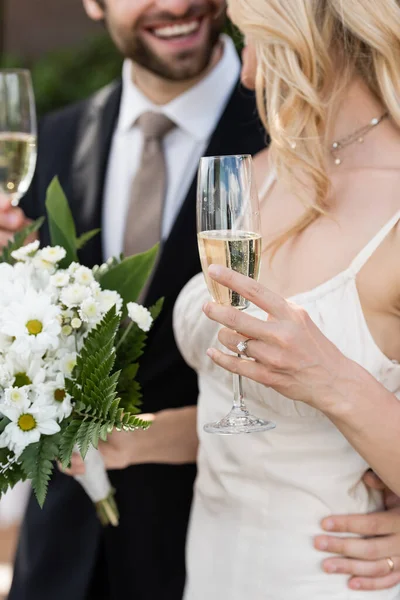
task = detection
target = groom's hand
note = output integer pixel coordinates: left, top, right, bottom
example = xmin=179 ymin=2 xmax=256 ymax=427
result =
xmin=0 ymin=195 xmax=31 ymax=247
xmin=314 ymin=470 xmax=400 ymax=591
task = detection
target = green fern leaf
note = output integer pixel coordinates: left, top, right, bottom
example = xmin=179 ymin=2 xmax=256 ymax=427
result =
xmin=20 ymin=434 xmax=60 ymax=507
xmin=0 ymin=449 xmax=26 ymax=497
xmin=59 ymin=420 xmax=81 ymax=468
xmin=76 ymin=420 xmax=95 ymax=459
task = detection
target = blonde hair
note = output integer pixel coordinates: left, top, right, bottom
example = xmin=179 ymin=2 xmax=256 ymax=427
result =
xmin=231 ymin=0 xmax=400 ymax=252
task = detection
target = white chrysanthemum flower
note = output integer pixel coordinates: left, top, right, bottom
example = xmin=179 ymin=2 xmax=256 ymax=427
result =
xmin=0 ymin=333 xmax=13 ymax=355
xmin=74 ymin=266 xmax=94 ymax=286
xmin=0 ymin=289 xmax=61 ymax=356
xmin=37 ymin=374 xmax=73 ymax=422
xmin=98 ymin=290 xmax=123 ymax=314
xmin=4 ymin=354 xmax=46 ymax=389
xmin=79 ymin=298 xmax=101 ymax=324
xmin=127 ymin=303 xmax=153 ymax=332
xmin=11 ymin=240 xmax=40 ymax=262
xmin=32 ymin=255 xmax=56 ymax=273
xmin=4 ymin=387 xmax=29 ymax=408
xmin=50 ymin=272 xmax=70 ymax=288
xmin=0 ymin=263 xmax=14 ymax=281
xmin=0 ymin=363 xmax=12 ymax=388
xmin=67 ymin=262 xmax=80 ymax=275
xmin=60 ymin=283 xmax=91 ymax=308
xmin=0 ymin=398 xmax=60 ymax=457
xmin=39 ymin=246 xmax=66 ymax=264
xmin=60 ymin=352 xmax=77 ymax=377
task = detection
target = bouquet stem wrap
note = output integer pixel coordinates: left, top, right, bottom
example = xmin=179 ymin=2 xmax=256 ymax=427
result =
xmin=73 ymin=446 xmax=119 ymax=527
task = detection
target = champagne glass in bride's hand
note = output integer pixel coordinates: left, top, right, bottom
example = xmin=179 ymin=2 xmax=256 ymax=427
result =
xmin=0 ymin=70 xmax=37 ymax=206
xmin=197 ymin=154 xmax=276 ymax=435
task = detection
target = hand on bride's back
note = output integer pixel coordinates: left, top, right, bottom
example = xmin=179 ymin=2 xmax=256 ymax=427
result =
xmin=314 ymin=471 xmax=400 ymax=591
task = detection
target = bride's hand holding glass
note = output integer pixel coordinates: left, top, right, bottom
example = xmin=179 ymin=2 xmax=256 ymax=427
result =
xmin=203 ymin=265 xmax=361 ymax=414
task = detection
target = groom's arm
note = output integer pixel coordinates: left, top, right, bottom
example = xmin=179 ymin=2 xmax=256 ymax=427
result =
xmin=314 ymin=471 xmax=400 ymax=591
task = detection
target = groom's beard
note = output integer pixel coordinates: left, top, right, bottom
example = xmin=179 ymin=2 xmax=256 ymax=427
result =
xmin=104 ymin=3 xmax=227 ymax=81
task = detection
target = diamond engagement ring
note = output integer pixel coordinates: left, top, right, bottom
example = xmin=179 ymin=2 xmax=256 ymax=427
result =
xmin=237 ymin=339 xmax=252 ymax=356
xmin=386 ymin=557 xmax=395 ymax=573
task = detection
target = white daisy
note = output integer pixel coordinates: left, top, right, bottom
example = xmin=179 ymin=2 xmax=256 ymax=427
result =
xmin=67 ymin=262 xmax=81 ymax=275
xmin=0 ymin=398 xmax=60 ymax=457
xmin=50 ymin=272 xmax=70 ymax=288
xmin=73 ymin=266 xmax=94 ymax=286
xmin=39 ymin=246 xmax=66 ymax=264
xmin=60 ymin=283 xmax=91 ymax=308
xmin=37 ymin=374 xmax=73 ymax=422
xmin=79 ymin=298 xmax=101 ymax=324
xmin=60 ymin=352 xmax=77 ymax=377
xmin=1 ymin=289 xmax=61 ymax=356
xmin=127 ymin=302 xmax=153 ymax=332
xmin=4 ymin=354 xmax=46 ymax=388
xmin=98 ymin=290 xmax=123 ymax=314
xmin=4 ymin=387 xmax=29 ymax=408
xmin=11 ymin=240 xmax=40 ymax=262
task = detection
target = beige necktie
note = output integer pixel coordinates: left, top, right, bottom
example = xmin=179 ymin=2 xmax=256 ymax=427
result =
xmin=123 ymin=112 xmax=175 ymax=258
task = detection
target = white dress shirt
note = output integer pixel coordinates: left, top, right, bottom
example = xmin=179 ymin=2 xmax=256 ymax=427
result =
xmin=102 ymin=35 xmax=240 ymax=259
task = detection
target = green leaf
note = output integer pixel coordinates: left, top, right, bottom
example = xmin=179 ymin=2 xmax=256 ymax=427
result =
xmin=20 ymin=434 xmax=60 ymax=507
xmin=99 ymin=245 xmax=159 ymax=308
xmin=149 ymin=297 xmax=164 ymax=321
xmin=0 ymin=449 xmax=26 ymax=497
xmin=59 ymin=420 xmax=81 ymax=468
xmin=0 ymin=217 xmax=44 ymax=264
xmin=76 ymin=229 xmax=101 ymax=250
xmin=45 ymin=176 xmax=78 ymax=267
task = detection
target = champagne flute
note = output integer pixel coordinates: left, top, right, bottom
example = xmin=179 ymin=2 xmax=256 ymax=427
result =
xmin=0 ymin=69 xmax=37 ymax=206
xmin=197 ymin=154 xmax=276 ymax=435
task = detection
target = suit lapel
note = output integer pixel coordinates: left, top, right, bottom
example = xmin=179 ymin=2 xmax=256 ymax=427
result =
xmin=146 ymin=82 xmax=265 ymax=305
xmin=71 ymin=81 xmax=122 ymax=267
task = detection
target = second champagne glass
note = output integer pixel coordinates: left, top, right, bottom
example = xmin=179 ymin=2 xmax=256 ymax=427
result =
xmin=197 ymin=154 xmax=276 ymax=435
xmin=0 ymin=69 xmax=37 ymax=206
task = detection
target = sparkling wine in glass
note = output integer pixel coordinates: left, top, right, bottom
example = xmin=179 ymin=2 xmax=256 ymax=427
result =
xmin=0 ymin=69 xmax=37 ymax=206
xmin=197 ymin=154 xmax=276 ymax=434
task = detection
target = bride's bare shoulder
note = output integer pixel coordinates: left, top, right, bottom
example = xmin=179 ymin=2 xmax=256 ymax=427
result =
xmin=253 ymin=148 xmax=272 ymax=192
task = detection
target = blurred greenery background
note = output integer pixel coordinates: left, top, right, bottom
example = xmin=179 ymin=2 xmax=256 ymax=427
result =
xmin=1 ymin=26 xmax=241 ymax=117
xmin=1 ymin=35 xmax=122 ymax=116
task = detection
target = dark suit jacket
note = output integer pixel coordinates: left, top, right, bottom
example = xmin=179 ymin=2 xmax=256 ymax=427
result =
xmin=9 ymin=78 xmax=266 ymax=600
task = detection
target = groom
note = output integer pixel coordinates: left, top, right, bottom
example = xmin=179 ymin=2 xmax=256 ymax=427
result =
xmin=3 ymin=1 xmax=266 ymax=599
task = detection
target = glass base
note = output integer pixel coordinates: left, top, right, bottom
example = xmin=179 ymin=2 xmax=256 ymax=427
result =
xmin=204 ymin=408 xmax=276 ymax=435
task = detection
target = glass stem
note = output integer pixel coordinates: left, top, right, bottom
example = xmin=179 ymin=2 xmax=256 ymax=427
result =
xmin=232 ymin=354 xmax=246 ymax=412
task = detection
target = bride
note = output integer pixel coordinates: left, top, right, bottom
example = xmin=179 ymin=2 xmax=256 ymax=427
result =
xmin=174 ymin=0 xmax=400 ymax=598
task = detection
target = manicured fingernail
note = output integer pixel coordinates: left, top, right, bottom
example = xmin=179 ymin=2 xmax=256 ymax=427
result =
xmin=323 ymin=519 xmax=335 ymax=531
xmin=207 ymin=348 xmax=216 ymax=358
xmin=208 ymin=264 xmax=222 ymax=277
xmin=316 ymin=539 xmax=328 ymax=550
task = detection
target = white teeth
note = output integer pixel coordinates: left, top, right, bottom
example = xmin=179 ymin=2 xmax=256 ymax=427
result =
xmin=152 ymin=20 xmax=200 ymax=39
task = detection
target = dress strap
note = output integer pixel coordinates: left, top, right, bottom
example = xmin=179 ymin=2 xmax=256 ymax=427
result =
xmin=350 ymin=209 xmax=400 ymax=274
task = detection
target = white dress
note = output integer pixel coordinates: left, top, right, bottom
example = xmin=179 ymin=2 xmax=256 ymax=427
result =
xmin=173 ymin=209 xmax=400 ymax=599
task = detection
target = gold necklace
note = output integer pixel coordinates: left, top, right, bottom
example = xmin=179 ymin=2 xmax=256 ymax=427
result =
xmin=330 ymin=112 xmax=389 ymax=166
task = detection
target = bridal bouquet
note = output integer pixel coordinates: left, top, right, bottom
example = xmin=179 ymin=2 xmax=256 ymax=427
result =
xmin=0 ymin=178 xmax=162 ymax=526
